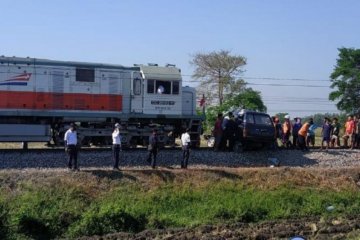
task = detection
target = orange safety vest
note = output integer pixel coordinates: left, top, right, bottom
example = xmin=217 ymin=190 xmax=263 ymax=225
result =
xmin=282 ymin=121 xmax=292 ymax=134
xmin=345 ymin=120 xmax=355 ymax=134
xmin=298 ymin=123 xmax=310 ymax=137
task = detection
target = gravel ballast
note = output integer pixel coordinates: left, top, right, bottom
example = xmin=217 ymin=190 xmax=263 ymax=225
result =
xmin=0 ymin=148 xmax=359 ymax=169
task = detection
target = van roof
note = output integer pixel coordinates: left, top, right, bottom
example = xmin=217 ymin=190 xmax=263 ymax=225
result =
xmin=237 ymin=109 xmax=269 ymax=116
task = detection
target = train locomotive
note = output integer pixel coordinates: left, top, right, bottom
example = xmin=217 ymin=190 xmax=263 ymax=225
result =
xmin=0 ymin=56 xmax=202 ymax=148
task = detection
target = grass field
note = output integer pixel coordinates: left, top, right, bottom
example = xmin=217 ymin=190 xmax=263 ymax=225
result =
xmin=0 ymin=168 xmax=360 ymax=239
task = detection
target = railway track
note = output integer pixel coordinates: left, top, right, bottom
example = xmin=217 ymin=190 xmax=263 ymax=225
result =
xmin=0 ymin=144 xmax=339 ymax=153
xmin=1 ymin=145 xmax=359 ymax=170
xmin=0 ymin=146 xmax=215 ymax=153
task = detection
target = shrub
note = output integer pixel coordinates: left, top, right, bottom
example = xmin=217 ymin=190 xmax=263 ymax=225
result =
xmin=69 ymin=208 xmax=146 ymax=237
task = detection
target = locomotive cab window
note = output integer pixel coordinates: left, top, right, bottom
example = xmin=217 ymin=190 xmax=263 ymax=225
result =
xmin=133 ymin=77 xmax=141 ymax=95
xmin=172 ymin=81 xmax=179 ymax=94
xmin=147 ymin=80 xmax=176 ymax=95
xmin=156 ymin=80 xmax=171 ymax=94
xmin=147 ymin=79 xmax=154 ymax=94
xmin=76 ymin=68 xmax=95 ymax=82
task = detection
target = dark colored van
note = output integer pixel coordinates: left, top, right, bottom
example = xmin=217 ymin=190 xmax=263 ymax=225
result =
xmin=233 ymin=110 xmax=275 ymax=152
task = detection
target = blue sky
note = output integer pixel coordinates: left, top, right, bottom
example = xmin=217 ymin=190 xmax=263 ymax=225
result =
xmin=1 ymin=0 xmax=359 ymax=117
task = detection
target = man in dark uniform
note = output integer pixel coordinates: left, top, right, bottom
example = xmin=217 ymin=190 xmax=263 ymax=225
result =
xmin=64 ymin=123 xmax=79 ymax=171
xmin=224 ymin=112 xmax=237 ymax=151
xmin=147 ymin=129 xmax=159 ymax=169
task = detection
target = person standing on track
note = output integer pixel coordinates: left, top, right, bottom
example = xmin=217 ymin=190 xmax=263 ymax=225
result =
xmin=282 ymin=115 xmax=292 ymax=148
xmin=112 ymin=123 xmax=122 ymax=170
xmin=221 ymin=113 xmax=230 ymax=151
xmin=331 ymin=118 xmax=341 ymax=148
xmin=298 ymin=118 xmax=313 ymax=151
xmin=355 ymin=115 xmax=360 ymax=148
xmin=64 ymin=123 xmax=79 ymax=171
xmin=226 ymin=113 xmax=237 ymax=151
xmin=292 ymin=117 xmax=302 ymax=148
xmin=343 ymin=115 xmax=355 ymax=148
xmin=273 ymin=116 xmax=282 ymax=148
xmin=147 ymin=129 xmax=159 ymax=169
xmin=213 ymin=113 xmax=223 ymax=151
xmin=181 ymin=128 xmax=191 ymax=169
xmin=321 ymin=117 xmax=333 ymax=150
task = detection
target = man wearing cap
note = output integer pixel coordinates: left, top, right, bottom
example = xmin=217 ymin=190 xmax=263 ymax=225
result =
xmin=181 ymin=128 xmax=191 ymax=168
xmin=112 ymin=123 xmax=122 ymax=170
xmin=147 ymin=129 xmax=159 ymax=169
xmin=64 ymin=123 xmax=79 ymax=171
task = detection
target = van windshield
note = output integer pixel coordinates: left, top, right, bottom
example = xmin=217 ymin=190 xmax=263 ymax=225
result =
xmin=254 ymin=114 xmax=273 ymax=126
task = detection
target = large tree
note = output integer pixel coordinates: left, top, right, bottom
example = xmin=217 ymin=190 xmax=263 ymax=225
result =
xmin=190 ymin=50 xmax=246 ymax=105
xmin=329 ymin=47 xmax=360 ymax=113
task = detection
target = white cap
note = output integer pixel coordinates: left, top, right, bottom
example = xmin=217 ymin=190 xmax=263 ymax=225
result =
xmin=115 ymin=123 xmax=120 ymax=128
xmin=284 ymin=115 xmax=290 ymax=119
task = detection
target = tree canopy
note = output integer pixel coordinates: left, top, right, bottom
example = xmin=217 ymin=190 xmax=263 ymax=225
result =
xmin=329 ymin=47 xmax=360 ymax=113
xmin=203 ymin=88 xmax=266 ymax=132
xmin=190 ymin=50 xmax=246 ymax=105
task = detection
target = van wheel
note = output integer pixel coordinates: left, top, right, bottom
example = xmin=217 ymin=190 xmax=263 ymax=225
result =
xmin=234 ymin=142 xmax=245 ymax=153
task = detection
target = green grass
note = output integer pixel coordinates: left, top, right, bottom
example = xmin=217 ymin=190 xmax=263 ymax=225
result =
xmin=1 ymin=176 xmax=360 ymax=239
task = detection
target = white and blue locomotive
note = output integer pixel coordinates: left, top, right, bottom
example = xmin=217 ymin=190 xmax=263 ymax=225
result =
xmin=0 ymin=56 xmax=202 ymax=147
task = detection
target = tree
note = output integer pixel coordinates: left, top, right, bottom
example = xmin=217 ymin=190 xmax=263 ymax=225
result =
xmin=190 ymin=50 xmax=246 ymax=105
xmin=329 ymin=48 xmax=360 ymax=113
xmin=203 ymin=88 xmax=266 ymax=132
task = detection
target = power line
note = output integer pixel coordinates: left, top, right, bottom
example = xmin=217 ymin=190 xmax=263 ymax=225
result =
xmin=247 ymin=83 xmax=329 ymax=88
xmin=182 ymin=74 xmax=331 ymax=82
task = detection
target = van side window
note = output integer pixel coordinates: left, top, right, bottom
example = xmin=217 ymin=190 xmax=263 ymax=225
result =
xmin=246 ymin=114 xmax=254 ymax=124
xmin=254 ymin=114 xmax=273 ymax=126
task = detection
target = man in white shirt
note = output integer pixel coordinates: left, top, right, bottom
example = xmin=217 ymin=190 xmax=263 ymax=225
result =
xmin=64 ymin=123 xmax=79 ymax=171
xmin=112 ymin=123 xmax=122 ymax=170
xmin=181 ymin=128 xmax=191 ymax=169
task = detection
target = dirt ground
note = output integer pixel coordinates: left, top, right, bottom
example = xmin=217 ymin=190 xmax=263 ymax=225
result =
xmin=80 ymin=216 xmax=360 ymax=240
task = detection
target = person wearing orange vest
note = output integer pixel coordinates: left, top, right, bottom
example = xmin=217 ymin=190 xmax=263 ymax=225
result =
xmin=298 ymin=118 xmax=314 ymax=151
xmin=342 ymin=115 xmax=355 ymax=148
xmin=282 ymin=115 xmax=292 ymax=148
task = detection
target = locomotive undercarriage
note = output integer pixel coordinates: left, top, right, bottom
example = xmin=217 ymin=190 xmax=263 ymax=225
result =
xmin=0 ymin=115 xmax=202 ymax=148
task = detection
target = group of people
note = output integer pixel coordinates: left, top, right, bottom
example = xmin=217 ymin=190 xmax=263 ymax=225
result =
xmin=62 ymin=114 xmax=360 ymax=170
xmin=63 ymin=123 xmax=192 ymax=171
xmin=213 ymin=112 xmax=238 ymax=151
xmin=273 ymin=116 xmax=314 ymax=151
xmin=273 ymin=114 xmax=360 ymax=151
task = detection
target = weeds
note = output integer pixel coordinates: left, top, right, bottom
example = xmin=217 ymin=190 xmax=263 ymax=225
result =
xmin=0 ymin=169 xmax=360 ymax=239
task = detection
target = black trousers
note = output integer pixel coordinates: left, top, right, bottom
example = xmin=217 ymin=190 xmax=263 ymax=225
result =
xmin=298 ymin=135 xmax=308 ymax=151
xmin=147 ymin=149 xmax=157 ymax=168
xmin=67 ymin=145 xmax=78 ymax=169
xmin=182 ymin=146 xmax=190 ymax=168
xmin=112 ymin=145 xmax=121 ymax=168
xmin=228 ymin=135 xmax=235 ymax=151
xmin=293 ymin=134 xmax=298 ymax=147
